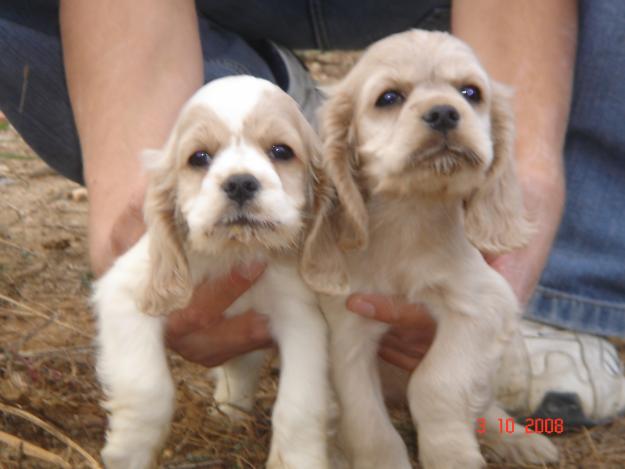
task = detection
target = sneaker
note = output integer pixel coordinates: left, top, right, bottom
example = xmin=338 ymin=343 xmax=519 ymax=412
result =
xmin=494 ymin=320 xmax=625 ymax=427
xmin=255 ymin=41 xmax=325 ymax=128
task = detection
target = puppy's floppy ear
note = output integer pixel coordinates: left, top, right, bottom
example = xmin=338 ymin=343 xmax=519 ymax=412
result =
xmin=320 ymin=89 xmax=369 ymax=250
xmin=301 ymin=89 xmax=367 ymax=295
xmin=301 ymin=164 xmax=352 ymax=295
xmin=464 ymin=83 xmax=533 ymax=255
xmin=137 ymin=149 xmax=192 ymax=316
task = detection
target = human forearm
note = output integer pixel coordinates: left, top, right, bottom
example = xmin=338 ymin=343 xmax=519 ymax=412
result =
xmin=452 ymin=0 xmax=577 ymax=174
xmin=60 ymin=0 xmax=204 ymax=275
xmin=487 ymin=178 xmax=564 ymax=305
xmin=452 ymin=0 xmax=577 ymax=303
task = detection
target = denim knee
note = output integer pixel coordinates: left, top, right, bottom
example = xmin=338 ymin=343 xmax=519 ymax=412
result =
xmin=0 ymin=0 xmax=82 ymax=183
xmin=527 ymin=0 xmax=625 ymax=337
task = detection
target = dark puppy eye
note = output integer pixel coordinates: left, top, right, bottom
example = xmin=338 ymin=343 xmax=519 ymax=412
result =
xmin=459 ymin=85 xmax=482 ymax=103
xmin=188 ymin=150 xmax=212 ymax=167
xmin=375 ymin=90 xmax=405 ymax=107
xmin=269 ymin=144 xmax=295 ymax=161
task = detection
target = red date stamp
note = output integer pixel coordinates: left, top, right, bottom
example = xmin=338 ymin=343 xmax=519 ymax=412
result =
xmin=476 ymin=417 xmax=564 ymax=435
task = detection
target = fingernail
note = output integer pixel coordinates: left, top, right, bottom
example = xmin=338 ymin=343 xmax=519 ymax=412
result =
xmin=349 ymin=298 xmax=376 ymax=318
xmin=237 ymin=262 xmax=266 ymax=281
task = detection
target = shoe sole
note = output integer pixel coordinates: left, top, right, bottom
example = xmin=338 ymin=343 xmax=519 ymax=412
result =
xmin=531 ymin=391 xmax=625 ymax=429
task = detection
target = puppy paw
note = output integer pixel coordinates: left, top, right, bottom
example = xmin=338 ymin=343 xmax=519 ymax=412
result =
xmin=482 ymin=431 xmax=559 ymax=465
xmin=102 ymin=443 xmax=157 ymax=469
xmin=352 ymin=455 xmax=411 ymax=469
xmin=420 ymin=450 xmax=486 ymax=469
xmin=101 ymin=411 xmax=171 ymax=469
xmin=418 ymin=429 xmax=485 ymax=469
xmin=266 ymin=449 xmax=329 ymax=469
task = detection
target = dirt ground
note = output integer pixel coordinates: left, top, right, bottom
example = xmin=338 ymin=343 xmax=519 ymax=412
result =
xmin=1 ymin=51 xmax=625 ymax=468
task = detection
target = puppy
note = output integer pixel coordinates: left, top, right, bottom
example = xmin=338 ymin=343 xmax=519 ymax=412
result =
xmin=93 ymin=76 xmax=329 ymax=469
xmin=301 ymin=31 xmax=558 ymax=469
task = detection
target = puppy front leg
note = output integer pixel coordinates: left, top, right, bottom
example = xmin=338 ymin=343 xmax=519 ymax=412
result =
xmin=327 ymin=302 xmax=412 ymax=469
xmin=407 ymin=289 xmax=515 ymax=469
xmin=96 ymin=297 xmax=174 ymax=469
xmin=213 ymin=350 xmax=267 ymax=418
xmin=266 ymin=301 xmax=329 ymax=469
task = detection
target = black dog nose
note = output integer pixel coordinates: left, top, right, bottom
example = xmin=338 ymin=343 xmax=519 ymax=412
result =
xmin=222 ymin=174 xmax=260 ymax=205
xmin=422 ymin=105 xmax=460 ymax=132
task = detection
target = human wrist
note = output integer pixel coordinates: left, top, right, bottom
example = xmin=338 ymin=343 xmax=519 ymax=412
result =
xmin=89 ymin=184 xmax=147 ymax=276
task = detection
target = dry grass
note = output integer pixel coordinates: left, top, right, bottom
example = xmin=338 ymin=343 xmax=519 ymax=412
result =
xmin=1 ymin=52 xmax=625 ymax=468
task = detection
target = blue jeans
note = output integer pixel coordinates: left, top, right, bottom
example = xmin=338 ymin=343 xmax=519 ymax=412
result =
xmin=1 ymin=1 xmax=624 ymax=337
xmin=526 ymin=1 xmax=625 ymax=337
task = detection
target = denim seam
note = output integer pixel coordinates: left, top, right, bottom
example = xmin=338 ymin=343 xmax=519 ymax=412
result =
xmin=308 ymin=0 xmax=328 ymax=49
xmin=535 ymin=285 xmax=625 ymax=311
xmin=528 ymin=285 xmax=625 ymax=337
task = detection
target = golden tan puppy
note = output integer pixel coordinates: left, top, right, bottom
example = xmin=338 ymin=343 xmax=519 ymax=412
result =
xmin=302 ymin=30 xmax=558 ymax=469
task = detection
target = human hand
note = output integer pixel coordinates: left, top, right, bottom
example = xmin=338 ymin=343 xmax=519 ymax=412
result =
xmin=165 ymin=263 xmax=274 ymax=367
xmin=347 ymin=294 xmax=436 ymax=371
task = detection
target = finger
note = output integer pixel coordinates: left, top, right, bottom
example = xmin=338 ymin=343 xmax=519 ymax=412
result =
xmin=167 ymin=311 xmax=274 ymax=368
xmin=482 ymin=252 xmax=498 ymax=265
xmin=194 ymin=262 xmax=267 ymax=314
xmin=385 ymin=323 xmax=436 ymax=348
xmin=380 ymin=333 xmax=430 ymax=359
xmin=379 ymin=346 xmax=422 ymax=372
xmin=346 ymin=293 xmax=435 ymax=328
xmin=167 ymin=262 xmax=266 ymax=336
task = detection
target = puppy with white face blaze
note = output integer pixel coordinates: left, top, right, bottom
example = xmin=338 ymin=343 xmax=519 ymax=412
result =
xmin=93 ymin=76 xmax=329 ymax=469
xmin=301 ymin=30 xmax=558 ymax=469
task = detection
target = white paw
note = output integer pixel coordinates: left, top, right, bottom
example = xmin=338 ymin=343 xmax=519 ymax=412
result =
xmin=345 ymin=436 xmax=411 ymax=469
xmin=482 ymin=431 xmax=559 ymax=465
xmin=340 ymin=429 xmax=411 ymax=469
xmin=101 ymin=412 xmax=170 ymax=469
xmin=102 ymin=443 xmax=157 ymax=469
xmin=419 ymin=439 xmax=485 ymax=469
xmin=266 ymin=447 xmax=329 ymax=469
xmin=420 ymin=451 xmax=486 ymax=469
xmin=352 ymin=455 xmax=412 ymax=469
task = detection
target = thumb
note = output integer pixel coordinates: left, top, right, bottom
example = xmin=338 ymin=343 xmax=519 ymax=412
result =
xmin=167 ymin=262 xmax=267 ymax=337
xmin=167 ymin=310 xmax=273 ymax=368
xmin=196 ymin=262 xmax=267 ymax=313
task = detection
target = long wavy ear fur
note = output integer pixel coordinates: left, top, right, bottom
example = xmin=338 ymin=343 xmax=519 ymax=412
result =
xmin=301 ymin=89 xmax=368 ymax=295
xmin=301 ymin=165 xmax=352 ymax=295
xmin=137 ymin=150 xmax=192 ymax=316
xmin=322 ymin=90 xmax=369 ymax=251
xmin=464 ymin=84 xmax=533 ymax=255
